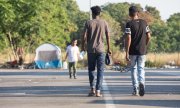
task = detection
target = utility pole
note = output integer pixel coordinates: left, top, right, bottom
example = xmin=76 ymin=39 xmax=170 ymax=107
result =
xmin=89 ymin=0 xmax=92 ymax=20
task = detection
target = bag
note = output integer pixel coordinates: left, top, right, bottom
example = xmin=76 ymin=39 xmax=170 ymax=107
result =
xmin=63 ymin=61 xmax=68 ymax=69
xmin=105 ymin=53 xmax=113 ymax=65
xmin=79 ymin=51 xmax=86 ymax=60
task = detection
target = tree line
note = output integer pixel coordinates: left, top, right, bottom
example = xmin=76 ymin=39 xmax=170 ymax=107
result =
xmin=0 ymin=0 xmax=179 ymax=60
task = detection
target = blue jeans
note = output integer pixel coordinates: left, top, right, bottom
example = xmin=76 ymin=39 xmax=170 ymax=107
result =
xmin=129 ymin=55 xmax=146 ymax=90
xmin=88 ymin=53 xmax=105 ymax=91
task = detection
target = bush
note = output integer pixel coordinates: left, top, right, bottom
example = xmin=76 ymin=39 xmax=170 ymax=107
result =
xmin=145 ymin=60 xmax=156 ymax=67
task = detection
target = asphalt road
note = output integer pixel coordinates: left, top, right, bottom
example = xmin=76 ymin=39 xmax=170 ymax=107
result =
xmin=0 ymin=69 xmax=179 ymax=108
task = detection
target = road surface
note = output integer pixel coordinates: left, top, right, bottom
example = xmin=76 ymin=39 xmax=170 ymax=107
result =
xmin=0 ymin=69 xmax=179 ymax=108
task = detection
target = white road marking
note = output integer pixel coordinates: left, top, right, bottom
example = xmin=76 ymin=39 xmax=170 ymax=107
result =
xmin=103 ymin=78 xmax=116 ymax=108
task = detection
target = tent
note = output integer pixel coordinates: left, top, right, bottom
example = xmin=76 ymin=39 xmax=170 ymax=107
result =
xmin=34 ymin=43 xmax=62 ymax=69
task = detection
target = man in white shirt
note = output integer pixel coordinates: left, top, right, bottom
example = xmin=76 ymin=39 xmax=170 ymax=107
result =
xmin=65 ymin=39 xmax=80 ymax=79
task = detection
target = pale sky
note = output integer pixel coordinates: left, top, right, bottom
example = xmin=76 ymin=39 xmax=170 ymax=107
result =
xmin=76 ymin=0 xmax=180 ymax=21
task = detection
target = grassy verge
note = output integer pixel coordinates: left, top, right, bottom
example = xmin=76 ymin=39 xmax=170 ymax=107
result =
xmin=111 ymin=51 xmax=180 ymax=68
xmin=0 ymin=51 xmax=179 ymax=68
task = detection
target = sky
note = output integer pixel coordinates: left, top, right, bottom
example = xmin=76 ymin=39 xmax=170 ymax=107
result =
xmin=76 ymin=0 xmax=180 ymax=21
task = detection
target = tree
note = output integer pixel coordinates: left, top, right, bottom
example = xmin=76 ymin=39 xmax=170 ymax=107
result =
xmin=34 ymin=0 xmax=76 ymax=48
xmin=102 ymin=2 xmax=157 ymax=51
xmin=71 ymin=11 xmax=89 ymax=41
xmin=100 ymin=12 xmax=122 ymax=50
xmin=149 ymin=20 xmax=173 ymax=52
xmin=145 ymin=6 xmax=161 ymax=20
xmin=0 ymin=0 xmax=179 ymax=63
xmin=0 ymin=0 xmax=40 ymax=60
xmin=102 ymin=2 xmax=130 ymax=30
xmin=0 ymin=0 xmax=76 ymax=61
xmin=167 ymin=13 xmax=180 ymax=52
xmin=138 ymin=11 xmax=155 ymax=25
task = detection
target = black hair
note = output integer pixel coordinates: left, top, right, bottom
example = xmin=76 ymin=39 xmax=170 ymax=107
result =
xmin=71 ymin=38 xmax=77 ymax=43
xmin=129 ymin=6 xmax=139 ymax=17
xmin=91 ymin=6 xmax=101 ymax=16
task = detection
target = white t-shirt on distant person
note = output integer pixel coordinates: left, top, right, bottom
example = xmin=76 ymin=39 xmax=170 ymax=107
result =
xmin=66 ymin=45 xmax=80 ymax=62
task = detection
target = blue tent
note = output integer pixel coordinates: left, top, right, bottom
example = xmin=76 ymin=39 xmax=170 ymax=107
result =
xmin=34 ymin=43 xmax=62 ymax=69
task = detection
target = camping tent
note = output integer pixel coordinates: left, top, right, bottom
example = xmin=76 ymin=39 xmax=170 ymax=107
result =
xmin=34 ymin=43 xmax=62 ymax=69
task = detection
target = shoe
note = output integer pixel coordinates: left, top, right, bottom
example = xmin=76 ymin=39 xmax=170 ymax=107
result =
xmin=88 ymin=88 xmax=95 ymax=96
xmin=139 ymin=83 xmax=145 ymax=96
xmin=74 ymin=76 xmax=77 ymax=79
xmin=132 ymin=89 xmax=139 ymax=96
xmin=96 ymin=90 xmax=102 ymax=97
xmin=69 ymin=74 xmax=72 ymax=79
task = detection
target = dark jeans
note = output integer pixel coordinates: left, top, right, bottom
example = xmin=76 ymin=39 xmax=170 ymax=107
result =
xmin=88 ymin=53 xmax=105 ymax=91
xmin=68 ymin=62 xmax=77 ymax=77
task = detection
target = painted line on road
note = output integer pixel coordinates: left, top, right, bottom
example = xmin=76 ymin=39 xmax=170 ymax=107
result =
xmin=103 ymin=78 xmax=116 ymax=108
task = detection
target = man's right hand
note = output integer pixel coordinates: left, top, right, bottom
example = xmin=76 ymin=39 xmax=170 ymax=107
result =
xmin=81 ymin=46 xmax=86 ymax=52
xmin=81 ymin=49 xmax=85 ymax=52
xmin=107 ymin=49 xmax=112 ymax=55
xmin=125 ymin=53 xmax=130 ymax=62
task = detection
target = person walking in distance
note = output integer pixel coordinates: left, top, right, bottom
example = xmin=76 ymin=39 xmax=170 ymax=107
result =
xmin=65 ymin=39 xmax=80 ymax=79
xmin=81 ymin=6 xmax=111 ymax=97
xmin=17 ymin=47 xmax=24 ymax=69
xmin=125 ymin=6 xmax=151 ymax=96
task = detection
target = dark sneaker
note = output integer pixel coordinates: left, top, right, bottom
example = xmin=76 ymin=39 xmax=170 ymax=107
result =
xmin=88 ymin=88 xmax=95 ymax=97
xmin=132 ymin=89 xmax=139 ymax=96
xmin=69 ymin=74 xmax=72 ymax=79
xmin=88 ymin=92 xmax=95 ymax=96
xmin=139 ymin=83 xmax=145 ymax=96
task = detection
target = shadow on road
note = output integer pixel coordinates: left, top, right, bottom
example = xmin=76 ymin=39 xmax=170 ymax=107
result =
xmin=90 ymin=99 xmax=180 ymax=108
xmin=0 ymin=86 xmax=89 ymax=97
